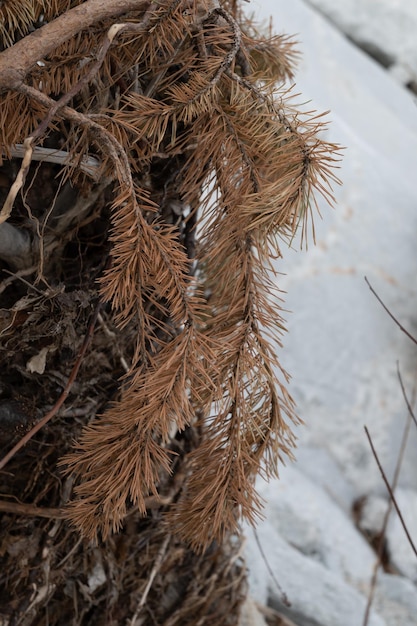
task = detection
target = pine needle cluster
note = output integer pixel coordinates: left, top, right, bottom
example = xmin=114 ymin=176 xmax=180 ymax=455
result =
xmin=0 ymin=0 xmax=340 ymax=551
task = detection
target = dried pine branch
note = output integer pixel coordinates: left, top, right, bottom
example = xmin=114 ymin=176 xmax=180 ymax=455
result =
xmin=0 ymin=0 xmax=341 ymax=552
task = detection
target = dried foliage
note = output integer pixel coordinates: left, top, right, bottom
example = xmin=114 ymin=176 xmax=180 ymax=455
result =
xmin=0 ymin=0 xmax=339 ymax=622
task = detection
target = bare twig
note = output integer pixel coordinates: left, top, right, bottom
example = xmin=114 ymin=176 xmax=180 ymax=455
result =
xmin=0 ymin=500 xmax=64 ymax=518
xmin=0 ymin=301 xmax=102 ymax=472
xmin=0 ymin=137 xmax=33 ymax=224
xmin=97 ymin=313 xmax=130 ymax=373
xmin=365 ymin=277 xmax=417 ymax=346
xmin=4 ymin=144 xmax=101 ymax=178
xmin=0 ymin=0 xmax=151 ymax=92
xmin=0 ymin=265 xmax=37 ymax=295
xmin=210 ymin=7 xmax=242 ymax=85
xmin=255 ymin=603 xmax=299 ymax=626
xmin=253 ymin=528 xmax=291 ymax=607
xmin=0 ymin=7 xmax=159 ymax=221
xmin=397 ymin=363 xmax=417 ymax=431
xmin=362 ymin=383 xmax=416 ymax=626
xmin=129 ymin=534 xmax=171 ymax=625
xmin=364 ymin=426 xmax=417 ymax=559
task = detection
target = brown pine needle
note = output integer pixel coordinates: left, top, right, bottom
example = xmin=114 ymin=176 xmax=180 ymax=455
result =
xmin=0 ymin=0 xmax=341 ymax=551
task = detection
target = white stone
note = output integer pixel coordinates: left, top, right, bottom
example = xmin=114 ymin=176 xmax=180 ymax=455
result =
xmin=358 ymin=494 xmax=389 ymax=535
xmin=295 ymin=445 xmax=356 ymax=513
xmin=303 ymin=0 xmax=417 ymax=86
xmin=385 ymin=488 xmax=417 ymax=582
xmin=242 ymin=2 xmax=417 ymax=624
xmin=250 ymin=0 xmax=417 ymax=501
xmin=87 ymin=560 xmax=106 ymax=593
xmin=239 ymin=597 xmax=268 ymax=626
xmin=257 ymin=465 xmax=378 ymax=586
xmin=245 ymin=519 xmax=386 ymax=626
xmin=375 ymin=573 xmax=417 ymax=626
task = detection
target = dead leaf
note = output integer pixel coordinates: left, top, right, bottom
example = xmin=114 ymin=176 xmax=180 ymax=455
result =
xmin=26 ymin=347 xmax=49 ymax=374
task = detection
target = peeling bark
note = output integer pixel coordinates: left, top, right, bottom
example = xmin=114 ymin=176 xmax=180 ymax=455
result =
xmin=0 ymin=0 xmax=150 ymax=92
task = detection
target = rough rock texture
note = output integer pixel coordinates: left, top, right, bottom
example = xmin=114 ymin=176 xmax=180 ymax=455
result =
xmin=385 ymin=489 xmax=417 ymax=582
xmin=303 ymin=0 xmax=417 ymax=87
xmin=245 ymin=1 xmax=417 ymax=625
xmin=257 ymin=467 xmax=377 ymax=586
xmin=245 ymin=516 xmax=385 ymax=626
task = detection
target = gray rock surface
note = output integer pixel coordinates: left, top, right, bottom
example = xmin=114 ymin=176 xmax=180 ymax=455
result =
xmin=258 ymin=467 xmax=377 ymax=587
xmin=303 ymin=0 xmax=417 ymax=87
xmin=244 ymin=1 xmax=417 ymax=625
xmin=358 ymin=494 xmax=389 ymax=536
xmin=252 ymin=0 xmax=417 ymax=501
xmin=375 ymin=573 xmax=417 ymax=626
xmin=385 ymin=488 xmax=417 ymax=582
xmin=245 ymin=518 xmax=385 ymax=626
xmin=295 ymin=445 xmax=356 ymax=514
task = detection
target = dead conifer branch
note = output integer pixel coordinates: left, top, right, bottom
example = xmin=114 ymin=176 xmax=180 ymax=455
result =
xmin=17 ymin=83 xmax=133 ymax=187
xmin=0 ymin=0 xmax=340 ymax=560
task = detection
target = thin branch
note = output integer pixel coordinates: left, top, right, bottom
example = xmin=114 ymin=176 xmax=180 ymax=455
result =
xmin=6 ymin=144 xmax=101 ymax=178
xmin=129 ymin=534 xmax=171 ymax=625
xmin=1 ymin=8 xmax=159 ymax=221
xmin=364 ymin=426 xmax=417 ymax=559
xmin=0 ymin=0 xmax=151 ymax=92
xmin=19 ymin=84 xmax=134 ymax=189
xmin=0 ymin=137 xmax=33 ymax=224
xmin=397 ymin=362 xmax=417 ymax=430
xmin=362 ymin=383 xmax=415 ymax=626
xmin=365 ymin=277 xmax=417 ymax=346
xmin=0 ymin=266 xmax=37 ymax=295
xmin=0 ymin=500 xmax=64 ymax=519
xmin=0 ymin=300 xmax=102 ymax=472
xmin=253 ymin=528 xmax=291 ymax=607
xmin=255 ymin=603 xmax=299 ymax=626
xmin=209 ymin=7 xmax=242 ymax=86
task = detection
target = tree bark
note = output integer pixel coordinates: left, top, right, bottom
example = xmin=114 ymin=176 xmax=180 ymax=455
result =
xmin=0 ymin=0 xmax=149 ymax=91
